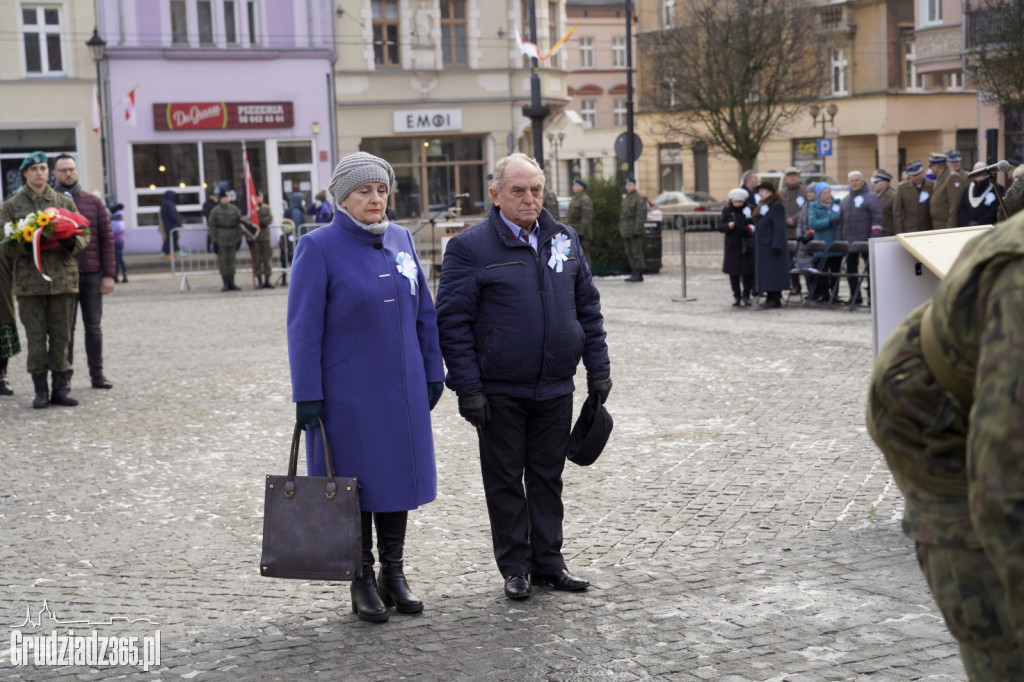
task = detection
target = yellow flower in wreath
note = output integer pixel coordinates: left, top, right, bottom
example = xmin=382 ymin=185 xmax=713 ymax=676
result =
xmin=35 ymin=212 xmax=50 ymax=227
xmin=22 ymin=225 xmax=34 ymax=242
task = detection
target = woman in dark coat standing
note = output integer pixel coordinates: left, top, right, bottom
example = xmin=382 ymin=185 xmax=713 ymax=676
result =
xmin=753 ymin=180 xmax=790 ymax=309
xmin=718 ymin=187 xmax=755 ymax=306
xmin=287 ymin=152 xmax=445 ymax=623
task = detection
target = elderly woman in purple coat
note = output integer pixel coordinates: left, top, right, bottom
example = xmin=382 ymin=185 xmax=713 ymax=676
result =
xmin=287 ymin=152 xmax=445 ymax=623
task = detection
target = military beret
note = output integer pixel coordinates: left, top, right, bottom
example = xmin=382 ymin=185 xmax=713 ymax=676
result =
xmin=573 ymin=178 xmax=586 ymax=189
xmin=905 ymin=161 xmax=923 ymax=176
xmin=928 ymin=152 xmax=947 ymax=165
xmin=946 ymin=150 xmax=962 ymax=162
xmin=624 ymin=176 xmax=636 ymax=184
xmin=19 ymin=151 xmax=47 ymax=172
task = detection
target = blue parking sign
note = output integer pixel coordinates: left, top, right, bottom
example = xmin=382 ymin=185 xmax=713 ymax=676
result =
xmin=817 ymin=138 xmax=833 ymax=156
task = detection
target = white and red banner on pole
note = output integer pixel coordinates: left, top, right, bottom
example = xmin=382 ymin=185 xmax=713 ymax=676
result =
xmin=243 ymin=151 xmax=259 ymax=224
xmin=514 ymin=23 xmax=578 ymax=62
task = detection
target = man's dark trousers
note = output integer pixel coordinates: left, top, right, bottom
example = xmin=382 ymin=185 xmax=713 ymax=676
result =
xmin=478 ymin=393 xmax=573 ymax=578
xmin=68 ymin=271 xmax=104 ymax=381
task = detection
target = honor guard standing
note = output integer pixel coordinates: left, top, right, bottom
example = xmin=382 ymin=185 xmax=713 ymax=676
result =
xmin=250 ymin=189 xmax=274 ymax=289
xmin=620 ymin=176 xmax=648 ymax=282
xmin=893 ymin=161 xmax=934 ymax=234
xmin=208 ymin=188 xmax=243 ymax=291
xmin=868 ymin=211 xmax=1024 ymax=680
xmin=565 ymin=178 xmax=593 ymax=257
xmin=871 ymin=170 xmax=898 ymax=237
xmin=0 ymin=151 xmax=85 ymax=408
xmin=543 ymin=181 xmax=560 ymax=221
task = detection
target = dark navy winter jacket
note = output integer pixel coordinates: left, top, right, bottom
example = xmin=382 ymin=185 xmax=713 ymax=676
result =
xmin=436 ymin=205 xmax=609 ymax=400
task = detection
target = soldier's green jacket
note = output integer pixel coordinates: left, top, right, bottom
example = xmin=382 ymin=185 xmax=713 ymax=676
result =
xmin=999 ymin=180 xmax=1024 ymax=222
xmin=255 ymin=204 xmax=273 ymax=243
xmin=867 ymin=212 xmax=1024 ymax=641
xmin=566 ymin=192 xmax=593 ymax=240
xmin=208 ymin=203 xmax=242 ymax=242
xmin=620 ymin=190 xmax=647 ymax=238
xmin=543 ymin=190 xmax=559 ymax=221
xmin=1 ymin=184 xmax=86 ymax=296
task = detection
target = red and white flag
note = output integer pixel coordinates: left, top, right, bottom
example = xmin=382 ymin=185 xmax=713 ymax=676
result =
xmin=92 ymin=85 xmax=100 ymax=133
xmin=124 ymin=87 xmax=137 ymax=127
xmin=514 ymin=28 xmax=542 ymax=61
xmin=243 ymin=151 xmax=259 ymax=224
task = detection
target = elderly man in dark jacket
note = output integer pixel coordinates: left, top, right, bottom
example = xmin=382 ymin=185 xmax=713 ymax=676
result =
xmin=54 ymin=154 xmax=114 ymax=389
xmin=838 ymin=170 xmax=883 ymax=304
xmin=435 ymin=152 xmax=611 ymax=602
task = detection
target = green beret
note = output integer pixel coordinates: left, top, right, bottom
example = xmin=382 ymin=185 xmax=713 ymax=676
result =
xmin=20 ymin=151 xmax=47 ymax=172
xmin=625 ymin=176 xmax=636 ymax=184
xmin=573 ymin=178 xmax=586 ymax=189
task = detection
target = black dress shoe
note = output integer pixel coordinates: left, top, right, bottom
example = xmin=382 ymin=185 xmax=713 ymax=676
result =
xmin=91 ymin=375 xmax=113 ymax=389
xmin=503 ymin=573 xmax=531 ymax=600
xmin=530 ymin=569 xmax=589 ymax=591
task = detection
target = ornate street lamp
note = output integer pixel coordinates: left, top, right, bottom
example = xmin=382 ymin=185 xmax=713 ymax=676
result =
xmin=86 ymin=28 xmax=110 ymax=201
xmin=809 ymin=102 xmax=838 ymax=137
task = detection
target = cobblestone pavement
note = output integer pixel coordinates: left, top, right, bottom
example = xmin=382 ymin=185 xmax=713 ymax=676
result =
xmin=0 ymin=258 xmax=966 ymax=680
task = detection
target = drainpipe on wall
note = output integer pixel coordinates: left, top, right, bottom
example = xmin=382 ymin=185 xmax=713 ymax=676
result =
xmin=329 ymin=0 xmax=339 ymax=169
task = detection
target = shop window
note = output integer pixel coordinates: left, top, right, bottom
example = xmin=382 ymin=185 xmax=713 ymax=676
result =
xmin=373 ymin=0 xmax=400 ymax=67
xmin=21 ymin=4 xmax=63 ymax=75
xmin=441 ymin=0 xmax=467 ymax=66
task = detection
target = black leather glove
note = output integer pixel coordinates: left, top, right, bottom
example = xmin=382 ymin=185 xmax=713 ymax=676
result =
xmin=296 ymin=400 xmax=323 ymax=427
xmin=22 ymin=242 xmax=33 ymax=253
xmin=587 ymin=375 xmax=612 ymax=404
xmin=60 ymin=236 xmax=77 ymax=251
xmin=772 ymin=247 xmax=782 ymax=257
xmin=458 ymin=391 xmax=490 ymax=428
xmin=427 ymin=382 xmax=444 ymax=411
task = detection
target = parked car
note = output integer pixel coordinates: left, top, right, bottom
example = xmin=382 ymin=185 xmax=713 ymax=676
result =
xmin=756 ymin=171 xmax=850 ymax=203
xmin=651 ymin=191 xmax=723 ymax=229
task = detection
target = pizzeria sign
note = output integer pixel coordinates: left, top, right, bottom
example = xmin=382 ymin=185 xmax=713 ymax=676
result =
xmin=153 ymin=102 xmax=294 ymax=131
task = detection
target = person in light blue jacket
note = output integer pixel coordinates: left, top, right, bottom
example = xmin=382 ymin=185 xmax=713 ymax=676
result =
xmin=806 ymin=182 xmax=843 ymax=302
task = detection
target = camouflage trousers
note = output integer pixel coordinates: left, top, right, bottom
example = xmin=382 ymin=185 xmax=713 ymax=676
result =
xmin=622 ymin=235 xmax=645 ymax=270
xmin=215 ymin=232 xmax=240 ymax=277
xmin=16 ymin=293 xmax=75 ymax=374
xmin=917 ymin=542 xmax=1024 ymax=680
xmin=251 ymin=239 xmax=273 ymax=278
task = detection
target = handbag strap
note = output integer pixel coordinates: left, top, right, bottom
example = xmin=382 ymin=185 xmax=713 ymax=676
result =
xmin=287 ymin=421 xmax=338 ymax=500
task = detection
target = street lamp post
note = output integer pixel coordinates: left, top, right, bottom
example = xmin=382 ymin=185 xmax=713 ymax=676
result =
xmin=547 ymin=131 xmax=565 ymax=195
xmin=809 ymin=103 xmax=838 ymax=174
xmin=86 ymin=28 xmax=109 ymax=202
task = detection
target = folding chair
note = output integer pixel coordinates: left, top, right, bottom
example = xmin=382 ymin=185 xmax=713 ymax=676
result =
xmin=825 ymin=240 xmax=849 ymax=309
xmin=845 ymin=241 xmax=871 ymax=310
xmin=786 ymin=239 xmax=825 ymax=306
xmin=784 ymin=240 xmax=802 ymax=305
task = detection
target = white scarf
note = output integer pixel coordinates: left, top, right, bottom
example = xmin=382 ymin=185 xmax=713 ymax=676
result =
xmin=967 ymin=181 xmax=990 ymax=209
xmin=339 ymin=206 xmax=389 ymax=235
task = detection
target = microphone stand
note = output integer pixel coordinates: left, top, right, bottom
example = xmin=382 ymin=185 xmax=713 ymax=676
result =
xmin=982 ymin=170 xmax=1010 ymax=223
xmin=412 ymin=197 xmax=464 ymax=295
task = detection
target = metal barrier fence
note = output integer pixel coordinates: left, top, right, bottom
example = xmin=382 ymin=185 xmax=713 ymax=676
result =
xmin=169 ymin=223 xmax=323 ymax=291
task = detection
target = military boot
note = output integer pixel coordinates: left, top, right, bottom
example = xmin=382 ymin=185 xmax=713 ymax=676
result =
xmin=262 ymin=275 xmax=274 ymax=289
xmin=226 ymin=275 xmax=241 ymax=291
xmin=49 ymin=371 xmax=78 ymax=407
xmin=221 ymin=276 xmax=231 ymax=292
xmin=31 ymin=373 xmax=49 ymax=409
xmin=350 ymin=512 xmax=388 ymax=622
xmin=375 ymin=511 xmax=423 ymax=614
xmin=625 ymin=269 xmax=643 ymax=282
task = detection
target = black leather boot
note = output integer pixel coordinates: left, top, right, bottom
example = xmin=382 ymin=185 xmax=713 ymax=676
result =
xmin=375 ymin=511 xmax=423 ymax=614
xmin=50 ymin=371 xmax=78 ymax=407
xmin=350 ymin=511 xmax=388 ymax=622
xmin=31 ymin=373 xmax=48 ymax=408
xmin=625 ymin=269 xmax=643 ymax=282
xmin=262 ymin=275 xmax=274 ymax=289
xmin=226 ymin=275 xmax=241 ymax=291
xmin=221 ymin=276 xmax=230 ymax=292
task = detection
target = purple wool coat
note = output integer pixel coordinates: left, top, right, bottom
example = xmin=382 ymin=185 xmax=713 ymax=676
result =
xmin=286 ymin=212 xmax=444 ymax=512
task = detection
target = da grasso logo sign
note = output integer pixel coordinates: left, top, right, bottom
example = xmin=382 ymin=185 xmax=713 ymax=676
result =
xmin=5 ymin=602 xmax=161 ymax=671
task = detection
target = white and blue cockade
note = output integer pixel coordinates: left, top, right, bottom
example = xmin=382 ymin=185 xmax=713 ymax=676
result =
xmin=396 ymin=251 xmax=418 ymax=294
xmin=547 ymin=233 xmax=571 ymax=272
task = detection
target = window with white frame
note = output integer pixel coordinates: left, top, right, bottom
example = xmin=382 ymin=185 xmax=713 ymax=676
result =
xmin=580 ymin=100 xmax=596 ymax=128
xmin=613 ymin=99 xmax=628 ymax=126
xmin=830 ymin=48 xmax=848 ymax=96
xmin=662 ymin=0 xmax=675 ymax=28
xmin=948 ymin=72 xmax=964 ymax=91
xmin=924 ymin=0 xmax=942 ymax=24
xmin=904 ymin=41 xmax=919 ymax=91
xmin=612 ymin=37 xmax=626 ymax=68
xmin=21 ymin=5 xmax=63 ymax=75
xmin=373 ymin=0 xmax=401 ymax=67
xmin=580 ymin=37 xmax=594 ymax=69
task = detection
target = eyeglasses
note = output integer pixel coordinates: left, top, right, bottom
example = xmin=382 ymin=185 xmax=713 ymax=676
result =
xmin=55 ymin=168 xmax=77 ymax=173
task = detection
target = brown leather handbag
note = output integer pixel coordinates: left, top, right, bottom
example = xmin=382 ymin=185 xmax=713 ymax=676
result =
xmin=260 ymin=421 xmax=361 ymax=581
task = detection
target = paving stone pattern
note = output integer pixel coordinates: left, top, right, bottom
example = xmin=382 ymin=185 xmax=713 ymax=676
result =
xmin=0 ymin=260 xmax=966 ymax=680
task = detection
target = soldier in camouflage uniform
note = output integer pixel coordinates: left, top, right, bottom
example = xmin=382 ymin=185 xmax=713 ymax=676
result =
xmin=250 ymin=190 xmax=275 ymax=289
xmin=207 ymin=189 xmax=243 ymax=291
xmin=0 ymin=151 xmax=87 ymax=409
xmin=620 ymin=176 xmax=647 ymax=282
xmin=543 ymin=179 xmax=560 ymax=221
xmin=998 ymin=165 xmax=1024 ymax=222
xmin=565 ymin=178 xmax=593 ymax=258
xmin=867 ymin=210 xmax=1024 ymax=680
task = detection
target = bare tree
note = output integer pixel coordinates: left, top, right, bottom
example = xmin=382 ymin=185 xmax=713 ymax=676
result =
xmin=639 ymin=0 xmax=828 ymax=170
xmin=968 ymin=0 xmax=1024 ymax=111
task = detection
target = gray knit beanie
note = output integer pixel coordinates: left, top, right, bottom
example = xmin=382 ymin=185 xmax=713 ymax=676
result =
xmin=329 ymin=152 xmax=395 ymax=205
